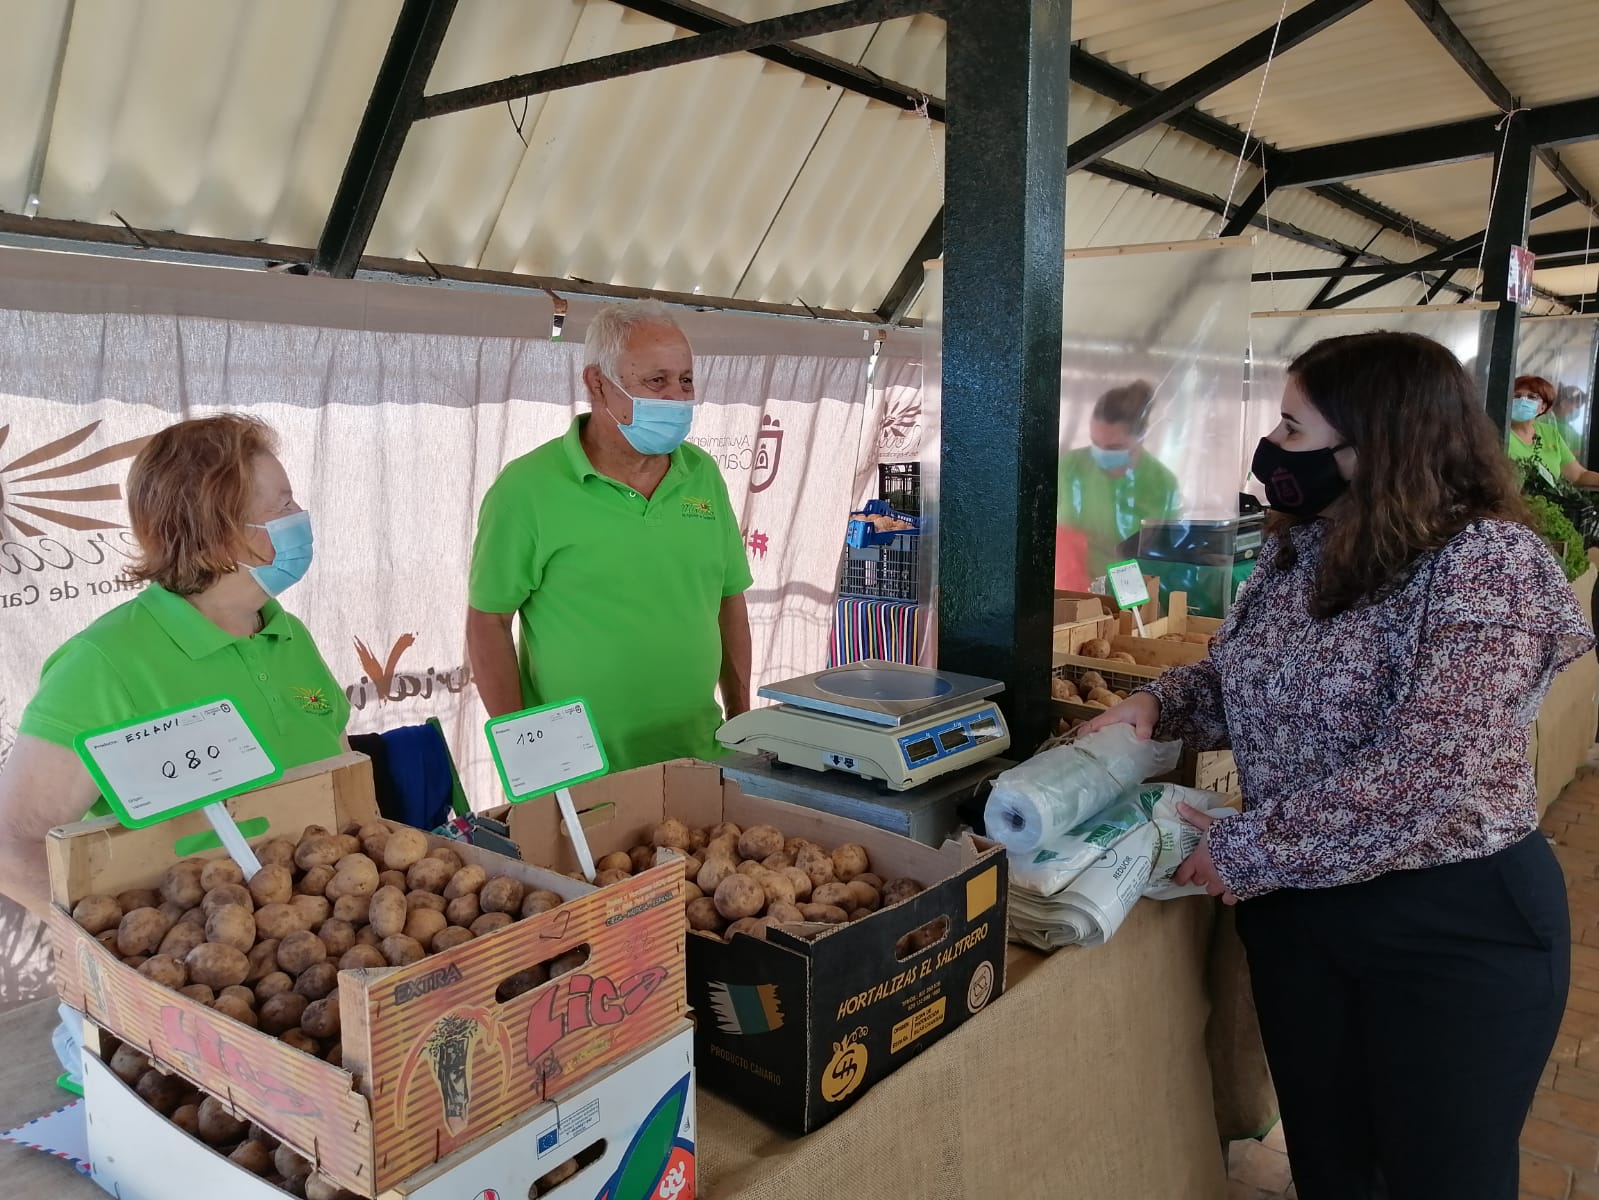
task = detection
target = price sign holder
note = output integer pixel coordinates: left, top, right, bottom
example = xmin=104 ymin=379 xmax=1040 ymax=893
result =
xmin=1106 ymin=559 xmax=1152 ymax=635
xmin=74 ymin=697 xmax=279 ymax=878
xmin=485 ymin=698 xmax=609 ymax=882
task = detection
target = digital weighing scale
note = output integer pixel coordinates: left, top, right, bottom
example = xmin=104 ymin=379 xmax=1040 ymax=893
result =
xmin=715 ymin=661 xmax=1011 ymax=791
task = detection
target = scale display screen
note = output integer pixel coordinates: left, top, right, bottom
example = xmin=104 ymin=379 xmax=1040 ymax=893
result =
xmin=938 ymin=727 xmax=969 ymax=751
xmin=905 ymin=738 xmax=938 ymax=763
xmin=898 ymin=707 xmax=1004 ymax=770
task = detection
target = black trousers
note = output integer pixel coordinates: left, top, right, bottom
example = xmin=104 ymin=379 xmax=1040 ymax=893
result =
xmin=1235 ymin=833 xmax=1570 ymax=1200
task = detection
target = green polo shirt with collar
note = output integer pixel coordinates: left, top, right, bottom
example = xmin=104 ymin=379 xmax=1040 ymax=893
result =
xmin=469 ymin=414 xmax=753 ymax=774
xmin=20 ymin=584 xmax=350 ymax=816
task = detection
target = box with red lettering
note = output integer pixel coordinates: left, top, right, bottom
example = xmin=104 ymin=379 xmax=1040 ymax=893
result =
xmin=47 ymin=752 xmax=687 ymax=1196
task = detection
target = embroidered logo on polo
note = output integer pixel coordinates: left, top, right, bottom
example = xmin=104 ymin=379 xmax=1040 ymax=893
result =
xmin=292 ymin=686 xmax=334 ymax=715
xmin=681 ymin=497 xmax=716 ymax=520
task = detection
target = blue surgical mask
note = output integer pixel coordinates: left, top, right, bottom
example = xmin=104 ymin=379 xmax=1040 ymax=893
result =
xmin=605 ymin=379 xmax=695 ymax=455
xmin=1510 ymin=396 xmax=1542 ymax=423
xmin=1089 ymin=445 xmax=1133 ymax=471
xmin=245 ymin=510 xmax=313 ymax=597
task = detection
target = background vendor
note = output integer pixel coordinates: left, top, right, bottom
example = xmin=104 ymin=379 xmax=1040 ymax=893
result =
xmin=0 ymin=414 xmax=349 ymax=918
xmin=1055 ymin=380 xmax=1181 ymax=589
xmin=466 ymin=301 xmax=753 ymax=774
xmin=1509 ymin=374 xmax=1599 ymax=489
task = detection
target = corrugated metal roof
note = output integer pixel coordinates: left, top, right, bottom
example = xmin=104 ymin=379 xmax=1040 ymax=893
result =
xmin=1348 ymin=159 xmax=1569 ymax=242
xmin=1443 ymin=0 xmax=1599 ymax=107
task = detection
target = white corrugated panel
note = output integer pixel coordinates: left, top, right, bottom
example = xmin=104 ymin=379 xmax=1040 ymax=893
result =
xmin=1535 ymin=263 xmax=1599 ymax=297
xmin=1350 ymin=159 xmax=1569 ymax=241
xmin=0 ymin=0 xmax=71 ymax=213
xmin=1443 ymin=0 xmax=1599 ymax=106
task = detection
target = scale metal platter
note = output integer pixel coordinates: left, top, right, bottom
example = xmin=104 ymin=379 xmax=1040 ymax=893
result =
xmin=719 ymin=661 xmax=1010 ymax=791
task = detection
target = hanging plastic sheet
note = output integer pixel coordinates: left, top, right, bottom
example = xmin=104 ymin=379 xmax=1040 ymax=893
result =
xmin=1520 ymin=315 xmax=1599 ymax=461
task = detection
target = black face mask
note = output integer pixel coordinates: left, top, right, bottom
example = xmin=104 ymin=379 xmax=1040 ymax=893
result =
xmin=1251 ymin=437 xmax=1349 ymax=517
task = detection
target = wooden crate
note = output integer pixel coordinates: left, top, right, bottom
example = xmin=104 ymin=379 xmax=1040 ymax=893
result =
xmin=1116 ymin=592 xmax=1221 ymax=641
xmin=48 ymin=753 xmax=688 ymax=1196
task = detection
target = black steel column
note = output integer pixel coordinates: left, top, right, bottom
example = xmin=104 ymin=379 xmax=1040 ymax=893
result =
xmin=1475 ymin=112 xmax=1535 ymax=430
xmin=939 ymin=0 xmax=1071 ymax=754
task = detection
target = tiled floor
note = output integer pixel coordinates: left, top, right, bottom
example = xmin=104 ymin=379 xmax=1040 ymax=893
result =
xmin=1226 ymin=766 xmax=1599 ymax=1200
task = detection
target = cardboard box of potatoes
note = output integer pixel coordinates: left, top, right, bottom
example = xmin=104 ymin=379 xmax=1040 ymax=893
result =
xmin=505 ymin=759 xmax=1010 ymax=1134
xmin=47 ymin=753 xmax=688 ymax=1196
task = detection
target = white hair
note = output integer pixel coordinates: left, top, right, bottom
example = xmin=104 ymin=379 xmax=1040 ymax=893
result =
xmin=583 ymin=301 xmax=685 ymax=380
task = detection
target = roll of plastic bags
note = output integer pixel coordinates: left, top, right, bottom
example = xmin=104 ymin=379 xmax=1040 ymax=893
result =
xmin=1010 ymin=792 xmax=1162 ymax=897
xmin=984 ymin=726 xmax=1181 ymax=854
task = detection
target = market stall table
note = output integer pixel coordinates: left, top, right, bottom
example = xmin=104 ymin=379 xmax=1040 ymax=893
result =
xmin=0 ymin=896 xmax=1266 ymax=1199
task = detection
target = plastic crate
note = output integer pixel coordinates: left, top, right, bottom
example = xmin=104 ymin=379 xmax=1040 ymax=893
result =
xmin=846 ymin=499 xmax=920 ymax=549
xmin=878 ymin=461 xmax=921 ymax=515
xmin=839 ymin=533 xmax=920 ymax=600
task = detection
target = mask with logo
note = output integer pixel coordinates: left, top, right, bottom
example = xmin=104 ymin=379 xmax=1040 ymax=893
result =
xmin=1089 ymin=444 xmax=1133 ymax=471
xmin=1510 ymin=396 xmax=1542 ymax=423
xmin=604 ymin=377 xmax=695 ymax=455
xmin=1250 ymin=438 xmax=1349 ymax=517
xmin=245 ymin=510 xmax=313 ymax=597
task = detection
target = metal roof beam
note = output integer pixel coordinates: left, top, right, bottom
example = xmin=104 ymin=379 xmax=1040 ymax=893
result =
xmin=609 ymin=0 xmax=943 ymax=119
xmin=1219 ymin=179 xmax=1268 ymax=238
xmin=313 ymin=0 xmax=457 ymax=278
xmin=1532 ymin=95 xmax=1599 ymax=150
xmin=877 ymin=211 xmax=942 ymax=324
xmin=1530 ymin=226 xmax=1599 ymax=259
xmin=1272 ymin=115 xmax=1500 ymax=188
xmin=1066 ymin=0 xmax=1371 ymax=172
xmin=418 ymin=0 xmax=934 ymax=118
xmin=1401 ymin=0 xmax=1599 ymax=219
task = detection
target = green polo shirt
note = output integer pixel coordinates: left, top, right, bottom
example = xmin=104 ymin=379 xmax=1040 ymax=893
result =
xmin=20 ymin=584 xmax=350 ymax=815
xmin=1508 ymin=422 xmax=1575 ymax=487
xmin=468 ymin=415 xmax=753 ymax=774
xmin=1058 ymin=446 xmax=1182 ymax=581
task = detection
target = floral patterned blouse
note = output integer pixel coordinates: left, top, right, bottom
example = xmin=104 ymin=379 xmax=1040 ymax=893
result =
xmin=1143 ymin=519 xmax=1594 ymax=900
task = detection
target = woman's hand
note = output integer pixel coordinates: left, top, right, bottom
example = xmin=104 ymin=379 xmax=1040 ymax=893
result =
xmin=1173 ymin=802 xmax=1237 ymax=905
xmin=1079 ymin=691 xmax=1161 ymax=740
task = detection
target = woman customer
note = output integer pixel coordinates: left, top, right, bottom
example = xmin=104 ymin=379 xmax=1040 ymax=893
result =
xmin=1085 ymin=332 xmax=1590 ymax=1200
xmin=1509 ymin=373 xmax=1599 ymax=489
xmin=0 ymin=414 xmax=349 ymax=917
xmin=1055 ymin=380 xmax=1181 ymax=589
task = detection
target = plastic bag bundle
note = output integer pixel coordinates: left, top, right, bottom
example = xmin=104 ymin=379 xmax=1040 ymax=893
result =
xmin=1009 ymin=823 xmax=1159 ymax=949
xmin=984 ymin=726 xmax=1181 ymax=855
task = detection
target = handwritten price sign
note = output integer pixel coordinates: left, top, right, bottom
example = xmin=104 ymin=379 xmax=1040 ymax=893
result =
xmin=75 ymin=698 xmax=281 ymax=829
xmin=486 ymin=699 xmax=608 ymax=802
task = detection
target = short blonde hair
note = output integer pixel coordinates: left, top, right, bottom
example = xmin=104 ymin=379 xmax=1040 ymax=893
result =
xmin=126 ymin=414 xmax=278 ymax=595
xmin=583 ymin=301 xmax=684 ymax=380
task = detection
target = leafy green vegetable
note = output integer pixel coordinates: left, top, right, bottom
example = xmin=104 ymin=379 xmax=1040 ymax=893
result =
xmin=1523 ymin=492 xmax=1589 ymax=582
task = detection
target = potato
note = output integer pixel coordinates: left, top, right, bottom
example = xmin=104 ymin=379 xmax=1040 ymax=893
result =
xmin=289 ymin=894 xmax=331 ymax=929
xmin=711 ymin=822 xmax=742 ymax=842
xmin=737 ymin=825 xmax=785 ymax=861
xmin=324 ymin=854 xmax=379 ymax=901
xmin=138 ymin=954 xmax=188 ymax=989
xmin=277 ymin=930 xmax=327 ymax=975
xmin=160 ymin=863 xmax=205 ymax=909
xmin=683 ymin=854 xmax=703 ymax=883
xmin=596 ymin=868 xmax=632 ymax=887
xmin=118 ymin=907 xmax=174 ymax=957
xmin=160 ymin=899 xmax=191 ymax=926
xmin=548 ymin=949 xmax=588 ymax=977
xmin=256 ymin=991 xmax=307 ymax=1035
xmin=767 ymin=901 xmax=805 ymax=924
xmin=180 ymin=983 xmax=216 ymax=1005
xmin=218 ymin=985 xmax=257 ymax=1010
xmin=761 ymin=851 xmax=795 ymax=871
xmin=332 ymin=894 xmax=371 ymax=924
xmin=95 ymin=930 xmax=119 ymax=952
xmin=725 ymin=917 xmax=769 ymax=942
xmin=136 ymin=1069 xmax=190 ymax=1115
xmin=443 ymin=864 xmax=487 ymax=900
xmin=471 ymin=912 xmax=513 ymax=937
xmin=301 ymin=996 xmax=341 ymax=1040
xmin=774 ymin=866 xmax=813 ymax=903
xmin=403 ymin=908 xmax=448 ymax=946
xmin=686 ymin=897 xmax=726 ymax=933
xmin=117 ymin=888 xmax=160 ymax=913
xmin=689 ymin=828 xmax=710 ymax=852
xmin=707 ymin=834 xmax=740 ymax=861
xmin=299 ymin=824 xmax=331 ymax=840
xmin=206 ymin=905 xmax=257 ymax=953
xmin=443 ymin=893 xmax=481 ymax=927
xmin=338 ymin=945 xmax=386 ymax=972
xmin=795 ymin=847 xmax=836 ymax=889
xmin=881 ymin=878 xmax=925 ymax=906
xmin=213 ymin=989 xmax=258 ymax=1024
xmin=537 ymin=1159 xmax=580 ymax=1191
xmin=158 ymin=921 xmax=208 ymax=960
xmin=696 ymin=857 xmax=737 ymax=893
xmin=230 ymin=1139 xmax=276 ymax=1176
xmin=193 ymin=1095 xmax=248 ymax=1144
xmin=245 ymin=864 xmax=293 ymax=908
xmin=200 ymin=884 xmax=255 ymax=918
xmin=275 ymin=1144 xmax=312 ymax=1181
xmin=432 ymin=926 xmax=474 ymax=953
xmin=367 ymin=886 xmax=406 ymax=939
xmin=812 ymin=882 xmax=855 ymax=909
xmin=294 ymin=836 xmax=343 ymax=872
xmin=651 ymin=818 xmax=693 ymax=851
xmin=1107 ymin=651 xmax=1138 ymax=665
xmin=682 ymin=880 xmax=704 ymax=905
xmin=597 ymin=851 xmax=633 ymax=875
xmin=831 ymin=844 xmax=870 ymax=883
xmin=402 ymin=857 xmax=451 ymax=894
xmin=799 ymin=903 xmax=849 ymax=924
xmin=382 ymin=828 xmax=428 ymax=871
xmin=1078 ymin=670 xmax=1108 ymax=693
xmin=304 ymin=1175 xmax=358 ymax=1200
xmin=255 ymin=971 xmax=295 ymax=1002
xmin=171 ymin=1103 xmax=201 ymax=1136
xmin=294 ymin=962 xmax=339 ymax=1001
xmin=355 ymin=926 xmax=382 ymax=948
xmin=377 ymin=870 xmax=407 ymax=892
xmin=357 ymin=823 xmax=392 ymax=859
xmin=714 ymin=874 xmax=767 ymax=921
xmin=380 ymin=934 xmax=426 ymax=967
xmin=279 ymin=1029 xmax=320 ymax=1056
xmin=253 ymin=902 xmax=307 ymax=943
xmin=847 ymin=880 xmax=882 ymax=912
xmin=246 ymin=939 xmax=282 ymax=982
xmin=524 ymin=896 xmax=562 ymax=921
xmin=197 ymin=858 xmax=242 ymax=892
xmin=426 ymin=845 xmax=464 ymax=871
xmin=123 ymin=955 xmax=150 ymax=970
xmin=296 ymin=866 xmax=335 ymax=897
xmin=757 ymin=872 xmax=798 ymax=910
xmin=72 ymin=894 xmax=123 ymax=935
xmin=736 ymin=860 xmax=767 ymax=877
xmin=1087 ymin=687 xmax=1119 ymax=706
xmin=619 ymin=844 xmax=649 ymax=875
xmin=109 ymin=1043 xmax=150 ymax=1085
xmin=178 ymin=905 xmax=207 ymax=927
xmin=311 ymin=920 xmax=353 ymax=961
xmin=479 ymin=876 xmax=526 ymax=915
xmin=256 ymin=839 xmax=297 ymax=869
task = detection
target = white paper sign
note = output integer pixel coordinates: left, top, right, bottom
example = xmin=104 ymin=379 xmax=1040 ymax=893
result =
xmin=75 ymin=699 xmax=280 ymax=828
xmin=1106 ymin=560 xmax=1151 ymax=610
xmin=487 ymin=700 xmax=608 ymax=801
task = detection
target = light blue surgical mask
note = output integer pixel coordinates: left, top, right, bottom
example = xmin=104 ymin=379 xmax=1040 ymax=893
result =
xmin=1510 ymin=396 xmax=1542 ymax=423
xmin=1089 ymin=444 xmax=1133 ymax=471
xmin=245 ymin=510 xmax=313 ymax=597
xmin=605 ymin=378 xmax=695 ymax=455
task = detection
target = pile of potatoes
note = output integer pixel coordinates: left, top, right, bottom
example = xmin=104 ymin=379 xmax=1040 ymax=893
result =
xmin=1051 ymin=670 xmax=1130 ymax=710
xmin=1074 ymin=637 xmax=1139 ymax=666
xmin=71 ymin=821 xmax=579 ymax=1065
xmin=587 ymin=817 xmax=926 ymax=943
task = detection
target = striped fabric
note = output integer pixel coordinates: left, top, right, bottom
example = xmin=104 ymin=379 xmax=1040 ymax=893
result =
xmin=828 ymin=597 xmax=921 ymax=666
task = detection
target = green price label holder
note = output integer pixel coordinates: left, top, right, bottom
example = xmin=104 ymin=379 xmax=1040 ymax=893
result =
xmin=485 ymin=698 xmax=609 ymax=882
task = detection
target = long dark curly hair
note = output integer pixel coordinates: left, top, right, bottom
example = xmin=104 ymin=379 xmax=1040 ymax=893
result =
xmin=1269 ymin=331 xmax=1531 ymax=616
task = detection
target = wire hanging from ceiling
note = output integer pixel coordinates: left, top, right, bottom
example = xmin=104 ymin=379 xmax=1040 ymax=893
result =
xmin=1218 ymin=0 xmax=1290 ymax=231
xmin=1472 ymin=106 xmax=1530 ymax=298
